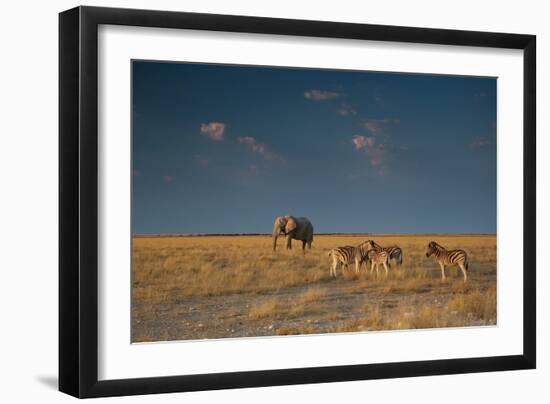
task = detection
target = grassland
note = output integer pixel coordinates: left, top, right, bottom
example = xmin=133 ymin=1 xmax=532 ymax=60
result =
xmin=132 ymin=234 xmax=496 ymax=342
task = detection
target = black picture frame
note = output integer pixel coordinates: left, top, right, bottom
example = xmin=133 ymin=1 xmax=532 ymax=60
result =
xmin=59 ymin=5 xmax=536 ymax=398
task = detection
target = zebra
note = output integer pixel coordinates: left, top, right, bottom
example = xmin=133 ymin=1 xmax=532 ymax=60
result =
xmin=328 ymin=242 xmax=370 ymax=278
xmin=425 ymin=241 xmax=468 ymax=282
xmin=366 ymin=248 xmax=391 ymax=277
xmin=366 ymin=240 xmax=403 ymax=267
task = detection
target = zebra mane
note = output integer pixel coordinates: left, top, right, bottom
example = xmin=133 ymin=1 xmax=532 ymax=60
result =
xmin=429 ymin=241 xmax=446 ymax=251
xmin=365 ymin=240 xmax=381 ymax=250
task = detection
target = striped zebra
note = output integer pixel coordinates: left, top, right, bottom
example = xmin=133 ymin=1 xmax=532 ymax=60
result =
xmin=425 ymin=241 xmax=469 ymax=282
xmin=328 ymin=242 xmax=370 ymax=278
xmin=366 ymin=240 xmax=403 ymax=267
xmin=366 ymin=248 xmax=390 ymax=277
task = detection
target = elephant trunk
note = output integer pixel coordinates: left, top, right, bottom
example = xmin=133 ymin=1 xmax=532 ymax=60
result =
xmin=272 ymin=233 xmax=278 ymax=251
xmin=272 ymin=222 xmax=281 ymax=251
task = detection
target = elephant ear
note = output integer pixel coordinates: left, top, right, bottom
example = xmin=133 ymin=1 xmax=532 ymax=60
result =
xmin=285 ymin=217 xmax=297 ymax=233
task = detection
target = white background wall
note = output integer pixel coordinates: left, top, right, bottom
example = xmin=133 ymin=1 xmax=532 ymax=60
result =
xmin=0 ymin=0 xmax=546 ymax=402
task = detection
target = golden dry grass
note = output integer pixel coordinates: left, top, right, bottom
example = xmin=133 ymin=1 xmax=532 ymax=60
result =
xmin=132 ymin=234 xmax=496 ymax=342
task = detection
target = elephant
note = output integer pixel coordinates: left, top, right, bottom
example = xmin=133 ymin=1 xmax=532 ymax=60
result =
xmin=272 ymin=215 xmax=314 ymax=252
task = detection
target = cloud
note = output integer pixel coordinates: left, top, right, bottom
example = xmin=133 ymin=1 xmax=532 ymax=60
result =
xmin=304 ymin=89 xmax=340 ymax=101
xmin=363 ymin=118 xmax=399 ymax=134
xmin=470 ymin=137 xmax=490 ymax=148
xmin=195 ymin=155 xmax=210 ymax=167
xmin=248 ymin=164 xmax=258 ymax=174
xmin=237 ymin=136 xmax=277 ymax=160
xmin=352 ymin=135 xmax=388 ymax=173
xmin=366 ymin=145 xmax=386 ymax=167
xmin=352 ymin=135 xmax=376 ymax=150
xmin=200 ymin=122 xmax=225 ymax=141
xmin=163 ymin=175 xmax=174 ymax=183
xmin=338 ymin=103 xmax=357 ymax=116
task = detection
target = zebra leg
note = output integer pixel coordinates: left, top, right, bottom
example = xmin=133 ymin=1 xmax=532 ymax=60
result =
xmin=439 ymin=262 xmax=446 ymax=280
xmin=458 ymin=263 xmax=468 ymax=282
xmin=383 ymin=261 xmax=389 ymax=277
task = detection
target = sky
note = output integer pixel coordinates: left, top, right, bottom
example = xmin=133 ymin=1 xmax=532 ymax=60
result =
xmin=132 ymin=61 xmax=496 ymax=235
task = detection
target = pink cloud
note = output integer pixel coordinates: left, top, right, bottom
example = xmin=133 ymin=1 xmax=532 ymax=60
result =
xmin=352 ymin=135 xmax=376 ymax=150
xmin=338 ymin=104 xmax=357 ymax=116
xmin=363 ymin=118 xmax=399 ymax=134
xmin=351 ymin=135 xmax=388 ymax=173
xmin=367 ymin=144 xmax=386 ymax=167
xmin=237 ymin=136 xmax=276 ymax=160
xmin=200 ymin=122 xmax=225 ymax=141
xmin=195 ymin=155 xmax=210 ymax=167
xmin=163 ymin=175 xmax=173 ymax=183
xmin=470 ymin=137 xmax=490 ymax=148
xmin=304 ymin=89 xmax=340 ymax=101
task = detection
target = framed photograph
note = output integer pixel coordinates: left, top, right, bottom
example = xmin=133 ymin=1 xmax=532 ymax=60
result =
xmin=59 ymin=6 xmax=536 ymax=398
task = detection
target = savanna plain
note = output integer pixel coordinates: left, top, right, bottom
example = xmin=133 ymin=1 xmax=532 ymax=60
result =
xmin=132 ymin=235 xmax=496 ymax=342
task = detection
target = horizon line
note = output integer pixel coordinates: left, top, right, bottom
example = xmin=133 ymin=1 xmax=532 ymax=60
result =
xmin=132 ymin=232 xmax=497 ymax=237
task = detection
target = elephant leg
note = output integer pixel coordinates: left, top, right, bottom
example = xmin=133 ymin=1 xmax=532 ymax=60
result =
xmin=286 ymin=236 xmax=292 ymax=250
xmin=307 ymin=240 xmax=312 ymax=249
xmin=302 ymin=240 xmax=306 ymax=253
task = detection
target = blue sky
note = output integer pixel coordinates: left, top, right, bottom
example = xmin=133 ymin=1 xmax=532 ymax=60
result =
xmin=132 ymin=61 xmax=496 ymax=235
